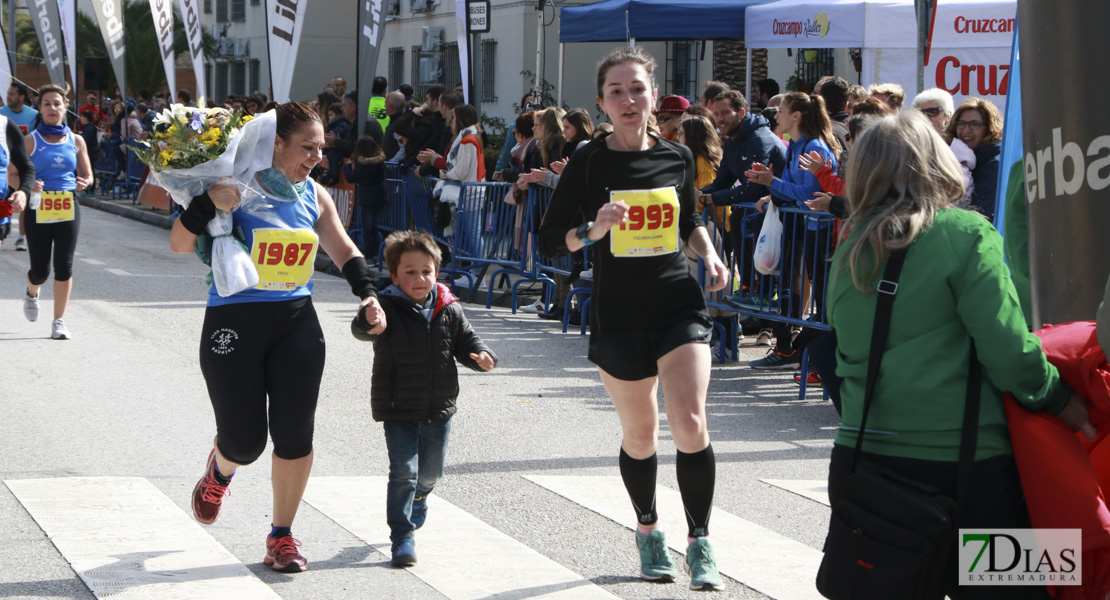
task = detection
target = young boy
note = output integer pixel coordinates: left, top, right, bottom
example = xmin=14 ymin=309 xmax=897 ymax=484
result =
xmin=352 ymin=230 xmax=496 ymax=568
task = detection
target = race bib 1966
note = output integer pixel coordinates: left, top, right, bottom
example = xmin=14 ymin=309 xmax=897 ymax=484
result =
xmin=251 ymin=228 xmax=319 ymax=290
xmin=37 ymin=191 xmax=75 ymax=224
xmin=609 ymin=187 xmax=680 ymax=257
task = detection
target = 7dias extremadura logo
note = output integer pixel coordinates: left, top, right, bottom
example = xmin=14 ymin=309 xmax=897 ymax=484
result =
xmin=959 ymin=529 xmax=1081 ymax=586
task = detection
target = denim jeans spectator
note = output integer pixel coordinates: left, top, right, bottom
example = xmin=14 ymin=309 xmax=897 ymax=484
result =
xmin=383 ymin=419 xmax=452 ymax=543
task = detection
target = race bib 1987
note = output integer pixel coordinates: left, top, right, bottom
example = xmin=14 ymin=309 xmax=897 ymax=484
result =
xmin=609 ymin=187 xmax=680 ymax=257
xmin=251 ymin=228 xmax=319 ymax=290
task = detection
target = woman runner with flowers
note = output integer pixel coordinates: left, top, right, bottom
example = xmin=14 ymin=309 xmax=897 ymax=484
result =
xmin=168 ymin=102 xmax=386 ymax=573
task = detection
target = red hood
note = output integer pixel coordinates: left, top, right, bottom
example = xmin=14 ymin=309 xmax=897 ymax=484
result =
xmin=432 ymin=282 xmax=458 ymax=318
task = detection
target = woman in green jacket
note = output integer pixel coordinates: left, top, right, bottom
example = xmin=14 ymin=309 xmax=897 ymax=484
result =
xmin=826 ymin=111 xmax=1095 ymax=596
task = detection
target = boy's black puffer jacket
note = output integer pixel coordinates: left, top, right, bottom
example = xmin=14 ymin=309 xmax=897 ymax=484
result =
xmin=352 ymin=280 xmax=496 ymax=422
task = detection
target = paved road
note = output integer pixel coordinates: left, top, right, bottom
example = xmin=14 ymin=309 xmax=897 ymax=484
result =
xmin=0 ymin=206 xmax=841 ymax=600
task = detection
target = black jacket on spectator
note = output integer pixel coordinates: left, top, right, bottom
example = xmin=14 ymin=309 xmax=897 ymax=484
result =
xmin=352 ymin=281 xmax=495 ymax=423
xmin=498 ymin=138 xmax=537 ymax=183
xmin=700 ymin=112 xmax=788 ymax=205
xmin=383 ymin=108 xmax=429 ymax=163
xmin=333 ymin=118 xmax=384 ymax=157
xmin=342 ymin=159 xmax=386 ymax=210
xmin=413 ymin=111 xmax=451 ymax=173
xmin=970 ymin=142 xmax=1001 ymax=221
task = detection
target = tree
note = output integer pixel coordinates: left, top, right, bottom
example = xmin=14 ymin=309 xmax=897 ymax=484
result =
xmin=11 ymin=1 xmax=217 ymax=95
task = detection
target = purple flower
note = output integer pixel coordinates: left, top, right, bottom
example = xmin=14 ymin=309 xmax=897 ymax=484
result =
xmin=189 ymin=111 xmax=204 ymax=133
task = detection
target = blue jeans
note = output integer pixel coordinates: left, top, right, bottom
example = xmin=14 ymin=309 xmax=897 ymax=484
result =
xmin=383 ymin=419 xmax=452 ymax=543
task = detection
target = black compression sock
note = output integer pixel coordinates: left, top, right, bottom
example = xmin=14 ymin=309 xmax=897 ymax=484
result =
xmin=676 ymin=443 xmax=716 ymax=538
xmin=619 ymin=447 xmax=659 ymax=526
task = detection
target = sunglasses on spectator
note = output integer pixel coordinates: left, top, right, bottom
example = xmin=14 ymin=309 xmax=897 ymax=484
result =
xmin=656 ymin=114 xmax=676 ymax=123
xmin=956 ymin=120 xmax=984 ymax=131
xmin=918 ymin=107 xmax=944 ymax=117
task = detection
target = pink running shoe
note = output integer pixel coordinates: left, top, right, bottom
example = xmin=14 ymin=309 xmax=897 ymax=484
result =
xmin=265 ymin=535 xmax=308 ymax=572
xmin=191 ymin=449 xmax=231 ymax=524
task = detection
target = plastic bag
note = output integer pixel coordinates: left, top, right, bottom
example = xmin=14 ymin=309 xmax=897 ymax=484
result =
xmin=754 ymin=201 xmax=783 ymax=275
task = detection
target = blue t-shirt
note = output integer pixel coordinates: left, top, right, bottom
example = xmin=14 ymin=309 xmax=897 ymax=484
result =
xmin=207 ymin=180 xmax=322 ymax=307
xmin=0 ymin=105 xmax=39 ymax=134
xmin=0 ymin=116 xmax=8 ymax=226
xmin=769 ymin=134 xmax=837 ymax=230
xmin=30 ymin=130 xmax=77 ymax=192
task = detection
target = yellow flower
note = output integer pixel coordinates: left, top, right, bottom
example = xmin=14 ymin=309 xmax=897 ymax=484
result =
xmin=200 ymin=127 xmax=221 ymax=147
xmin=241 ymin=115 xmax=254 ymax=123
xmin=159 ymin=148 xmax=177 ymax=163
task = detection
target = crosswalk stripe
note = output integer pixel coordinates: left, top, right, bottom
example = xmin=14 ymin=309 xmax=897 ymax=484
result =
xmin=525 ymin=475 xmax=825 ymax=600
xmin=4 ymin=477 xmax=279 ymax=599
xmin=303 ymin=476 xmax=619 ymax=599
xmin=760 ymin=479 xmax=831 ymax=507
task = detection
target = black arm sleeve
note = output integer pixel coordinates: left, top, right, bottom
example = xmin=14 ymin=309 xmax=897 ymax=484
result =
xmin=341 ymin=255 xmax=378 ymax=300
xmin=829 ymin=195 xmax=849 ymax=219
xmin=7 ymin=121 xmax=33 ymax=195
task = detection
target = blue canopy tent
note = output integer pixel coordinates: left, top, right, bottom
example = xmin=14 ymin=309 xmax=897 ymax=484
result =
xmin=556 ymin=0 xmax=771 ymax=103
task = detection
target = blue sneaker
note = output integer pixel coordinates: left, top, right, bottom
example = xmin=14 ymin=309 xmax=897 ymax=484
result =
xmin=391 ymin=538 xmax=417 ymax=567
xmin=636 ymin=529 xmax=678 ymax=582
xmin=723 ymin=292 xmax=778 ymax=313
xmin=685 ymin=538 xmax=725 ymax=591
xmin=411 ymin=496 xmax=428 ymax=530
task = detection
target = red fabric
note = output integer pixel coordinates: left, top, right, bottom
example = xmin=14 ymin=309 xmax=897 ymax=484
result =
xmin=815 ymin=164 xmax=845 ymax=196
xmin=0 ymin=200 xmax=11 ymax=219
xmin=1003 ymin=321 xmax=1110 ymax=598
xmin=460 ymin=133 xmax=485 ymax=182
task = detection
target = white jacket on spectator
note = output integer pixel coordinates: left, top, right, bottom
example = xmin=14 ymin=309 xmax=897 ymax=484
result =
xmin=951 ymin=138 xmax=976 ymax=200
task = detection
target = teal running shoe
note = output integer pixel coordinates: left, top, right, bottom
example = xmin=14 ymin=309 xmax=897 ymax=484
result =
xmin=635 ymin=529 xmax=677 ymax=582
xmin=685 ymin=537 xmax=725 ymax=591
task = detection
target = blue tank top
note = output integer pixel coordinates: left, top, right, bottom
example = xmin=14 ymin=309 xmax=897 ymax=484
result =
xmin=31 ymin=130 xmax=77 ymax=192
xmin=0 ymin=116 xmax=9 ymax=226
xmin=207 ymin=180 xmax=322 ymax=307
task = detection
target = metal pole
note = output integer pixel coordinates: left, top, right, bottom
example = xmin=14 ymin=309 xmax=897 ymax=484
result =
xmin=745 ymin=46 xmax=752 ymax=106
xmin=470 ymin=32 xmax=480 ymax=116
xmin=534 ymin=0 xmax=543 ymax=106
xmin=8 ymin=0 xmax=16 ymax=80
xmin=557 ymin=42 xmax=563 ymax=107
xmin=914 ymin=0 xmax=932 ymax=95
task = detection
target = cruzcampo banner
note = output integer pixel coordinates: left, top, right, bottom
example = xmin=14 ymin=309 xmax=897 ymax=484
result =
xmin=89 ymin=0 xmax=127 ymax=97
xmin=176 ymin=0 xmax=207 ymax=101
xmin=57 ymin=0 xmax=76 ymax=91
xmin=1019 ymin=0 xmax=1110 ymax=327
xmin=356 ymin=0 xmax=386 ymax=138
xmin=266 ymin=0 xmax=308 ymax=103
xmin=149 ymin=0 xmax=176 ymax=96
xmin=29 ymin=0 xmax=66 ymax=86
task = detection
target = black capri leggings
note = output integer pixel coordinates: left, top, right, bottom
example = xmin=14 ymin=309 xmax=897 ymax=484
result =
xmin=199 ymin=296 xmax=326 ymax=465
xmin=23 ymin=201 xmax=81 ymax=285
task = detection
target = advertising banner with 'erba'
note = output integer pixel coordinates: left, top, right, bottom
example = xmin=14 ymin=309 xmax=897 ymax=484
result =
xmin=176 ymin=0 xmax=207 ymax=100
xmin=356 ymin=0 xmax=386 ymax=138
xmin=149 ymin=0 xmax=176 ymax=98
xmin=29 ymin=0 xmax=66 ymax=86
xmin=89 ymin=0 xmax=127 ymax=97
xmin=266 ymin=0 xmax=309 ymax=103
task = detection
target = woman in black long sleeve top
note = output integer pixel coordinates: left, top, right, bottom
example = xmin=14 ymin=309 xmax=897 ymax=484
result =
xmin=342 ymin=136 xmax=387 ymax=260
xmin=536 ymin=47 xmax=729 ymax=592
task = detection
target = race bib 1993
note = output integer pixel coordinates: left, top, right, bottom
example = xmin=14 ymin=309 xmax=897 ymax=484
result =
xmin=609 ymin=187 xmax=680 ymax=257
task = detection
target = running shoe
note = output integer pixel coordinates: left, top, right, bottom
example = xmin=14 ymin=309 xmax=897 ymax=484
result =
xmin=23 ymin=289 xmax=39 ymax=322
xmin=748 ymin=348 xmax=801 ymax=370
xmin=794 ymin=371 xmax=823 ymax=387
xmin=14 ymin=237 xmax=26 ymax=251
xmin=635 ymin=529 xmax=678 ymax=582
xmin=51 ymin=319 xmax=70 ymax=340
xmin=191 ymin=449 xmax=231 ymax=524
xmin=391 ymin=538 xmax=417 ymax=567
xmin=724 ymin=292 xmax=778 ymax=313
xmin=519 ymin=301 xmax=545 ymax=314
xmin=265 ymin=534 xmax=308 ymax=573
xmin=411 ymin=496 xmax=428 ymax=529
xmin=685 ymin=538 xmax=725 ymax=591
xmin=579 ymin=268 xmax=593 ymax=280
xmin=755 ymin=329 xmax=773 ymax=346
xmin=453 ymin=275 xmax=486 ymax=290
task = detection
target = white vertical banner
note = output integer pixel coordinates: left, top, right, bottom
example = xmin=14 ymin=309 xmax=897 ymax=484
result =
xmin=149 ymin=0 xmax=176 ymax=96
xmin=89 ymin=0 xmax=127 ymax=98
xmin=454 ymin=0 xmax=468 ymax=104
xmin=176 ymin=0 xmax=207 ymax=101
xmin=0 ymin=28 xmax=11 ymax=90
xmin=266 ymin=0 xmax=308 ymax=103
xmin=57 ymin=0 xmax=76 ymax=91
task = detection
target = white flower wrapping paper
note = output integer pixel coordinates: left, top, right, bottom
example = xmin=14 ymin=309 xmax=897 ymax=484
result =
xmin=150 ymin=110 xmax=279 ymax=297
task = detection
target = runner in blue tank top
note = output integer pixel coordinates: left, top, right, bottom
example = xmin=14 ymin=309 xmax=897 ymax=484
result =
xmin=169 ymin=102 xmax=386 ymax=573
xmin=21 ymin=84 xmax=93 ymax=340
xmin=0 ymin=112 xmax=36 ymax=249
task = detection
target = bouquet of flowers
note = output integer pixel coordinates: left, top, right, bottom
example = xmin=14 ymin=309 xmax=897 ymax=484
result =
xmin=135 ymin=102 xmax=277 ymax=296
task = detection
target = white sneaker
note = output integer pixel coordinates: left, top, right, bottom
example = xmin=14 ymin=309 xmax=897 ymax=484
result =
xmin=519 ymin=301 xmax=545 ymax=314
xmin=453 ymin=275 xmax=486 ymax=290
xmin=23 ymin=289 xmax=39 ymax=322
xmin=51 ymin=318 xmax=71 ymax=340
xmin=579 ymin=268 xmax=593 ymax=280
xmin=14 ymin=237 xmax=26 ymax=251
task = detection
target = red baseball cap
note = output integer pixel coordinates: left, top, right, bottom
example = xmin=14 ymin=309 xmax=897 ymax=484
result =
xmin=655 ymin=95 xmax=691 ymax=115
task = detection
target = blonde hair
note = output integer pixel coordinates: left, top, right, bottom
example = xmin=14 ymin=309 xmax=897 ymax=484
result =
xmin=840 ymin=111 xmax=965 ymax=291
xmin=534 ymin=107 xmax=566 ymax=166
xmin=868 ymin=83 xmax=905 ymax=111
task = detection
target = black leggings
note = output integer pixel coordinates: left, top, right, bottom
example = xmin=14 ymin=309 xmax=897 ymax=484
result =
xmin=199 ymin=296 xmax=326 ymax=465
xmin=24 ymin=202 xmax=81 ymax=285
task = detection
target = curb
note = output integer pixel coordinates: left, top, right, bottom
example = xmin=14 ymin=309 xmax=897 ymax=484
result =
xmin=78 ymin=195 xmax=176 ymax=230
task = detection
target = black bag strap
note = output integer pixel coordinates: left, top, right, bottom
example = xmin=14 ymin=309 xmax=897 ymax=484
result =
xmin=850 ymin=247 xmax=981 ymax=508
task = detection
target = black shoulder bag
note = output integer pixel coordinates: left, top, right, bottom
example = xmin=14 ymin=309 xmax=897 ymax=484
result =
xmin=816 ymin=248 xmax=981 ymax=599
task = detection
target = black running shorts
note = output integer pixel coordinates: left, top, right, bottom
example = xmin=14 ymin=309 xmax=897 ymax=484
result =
xmin=588 ymin=313 xmax=713 ymax=381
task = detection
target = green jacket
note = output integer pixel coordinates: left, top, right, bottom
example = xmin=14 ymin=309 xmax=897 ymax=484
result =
xmin=828 ymin=208 xmax=1068 ymax=462
xmin=367 ymin=96 xmax=390 ymax=133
